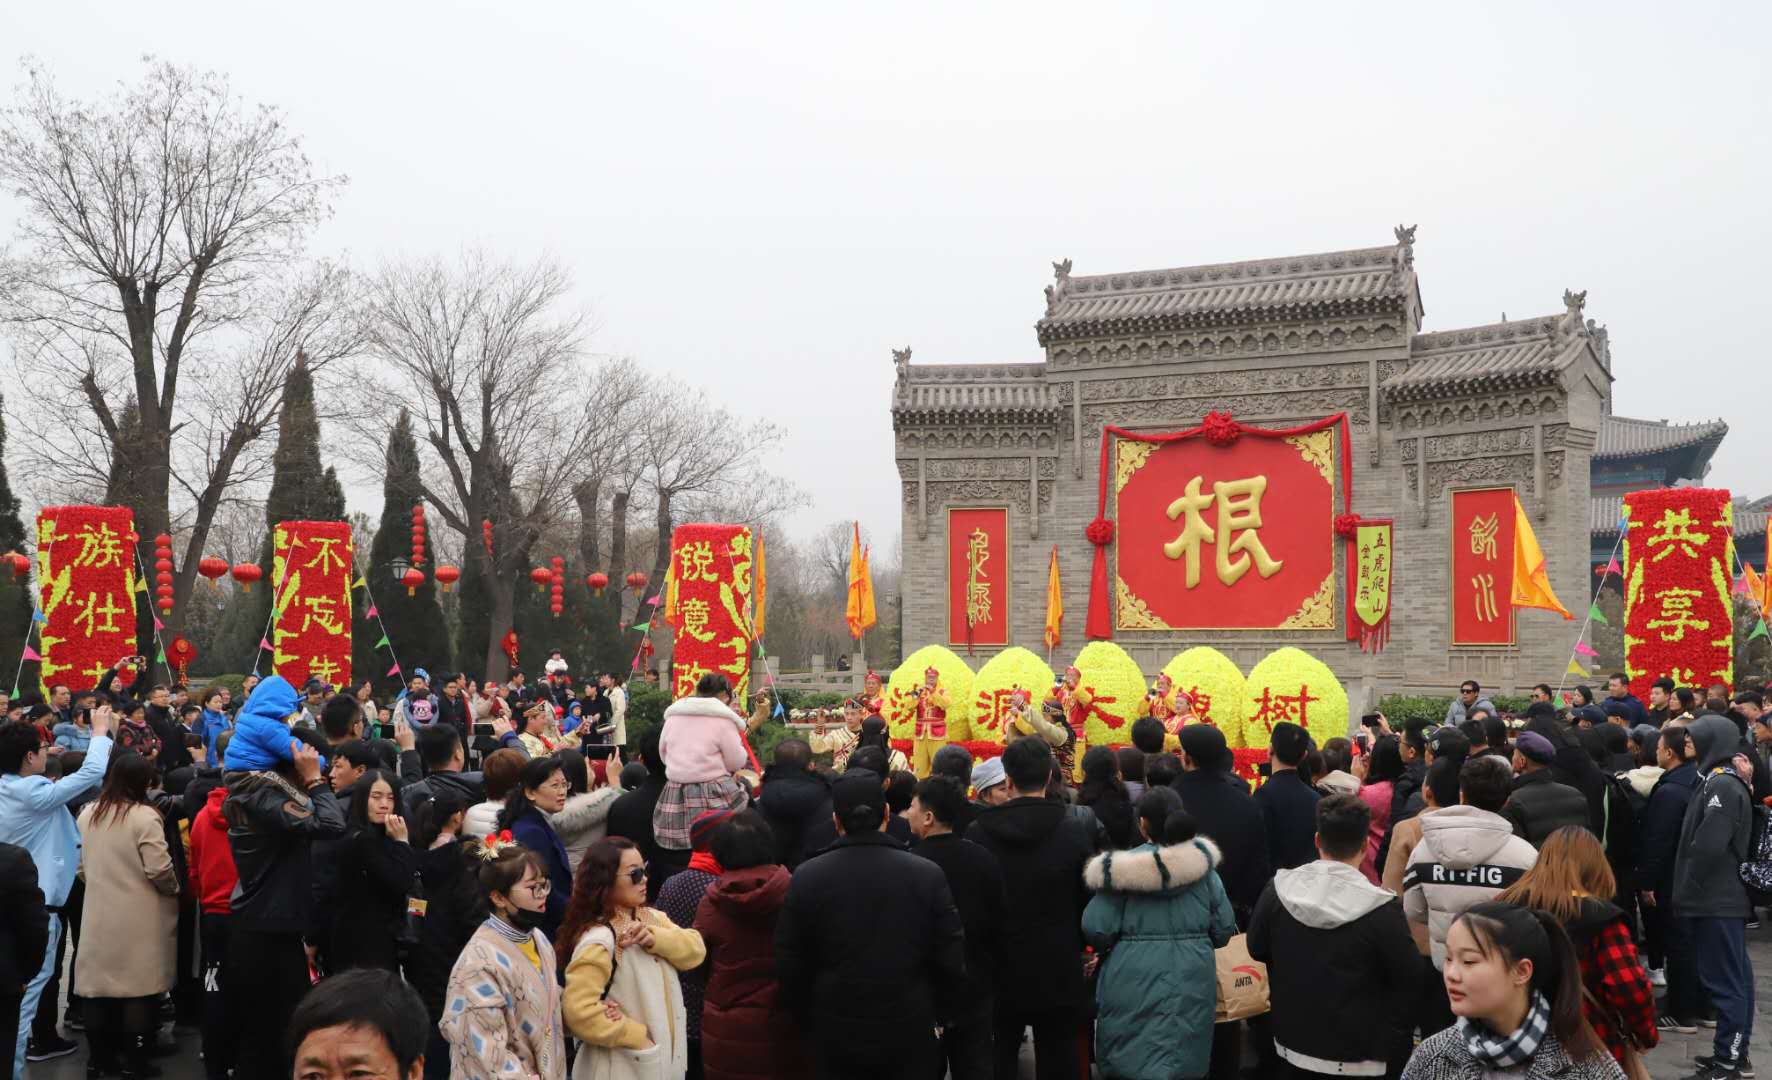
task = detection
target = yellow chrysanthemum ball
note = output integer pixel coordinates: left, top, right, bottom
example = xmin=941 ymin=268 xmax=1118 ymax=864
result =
xmin=1241 ymin=647 xmax=1350 ymax=751
xmin=969 ymin=647 xmax=1056 ymax=746
xmin=1072 ymin=641 xmax=1148 ymax=747
xmin=1161 ymin=646 xmax=1250 ymax=750
xmin=885 ymin=645 xmax=975 ymax=743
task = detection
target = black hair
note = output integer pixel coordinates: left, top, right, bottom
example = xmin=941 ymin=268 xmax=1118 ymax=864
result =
xmin=1674 ymin=687 xmax=1697 ymax=711
xmin=1363 ymin=736 xmax=1404 ymax=784
xmin=772 ymin=737 xmax=812 ymax=771
xmin=1145 ymin=752 xmax=1181 ymax=789
xmin=1129 ymin=716 xmax=1165 ymax=754
xmin=1659 ymin=725 xmax=1694 ymax=763
xmin=710 ymin=809 xmax=775 ymax=870
xmin=1134 ymin=786 xmax=1197 ymax=845
xmin=847 ymin=745 xmax=888 ymax=776
xmin=319 ymin=695 xmax=364 ymax=742
xmin=885 ymin=769 xmax=917 ymax=814
xmin=1533 ymin=683 xmax=1554 ymax=699
xmin=1578 ymin=726 xmax=1608 ymax=766
xmin=1076 ymin=745 xmax=1127 ymax=807
xmin=409 ymin=789 xmax=469 ymax=851
xmin=619 ymin=762 xmax=649 ymax=790
xmin=695 ymin=673 xmax=732 ymax=698
xmin=287 ymin=969 xmax=430 ymax=1078
xmin=1607 ymin=672 xmax=1628 ymax=688
xmin=0 ymin=720 xmax=41 ymax=774
xmin=1652 ymin=676 xmax=1676 ymax=694
xmin=913 ymin=775 xmax=968 ymax=827
xmin=346 ymin=769 xmax=403 ymax=833
xmin=1315 ymin=793 xmax=1370 ymax=860
xmin=1737 ymin=690 xmax=1766 ymax=709
xmin=1482 ymin=715 xmax=1508 ymax=753
xmin=638 ymin=727 xmax=665 ymax=777
xmin=178 ymin=702 xmax=201 ymax=719
xmin=1001 ymin=734 xmax=1054 ymax=793
xmin=1460 ymin=755 xmax=1513 ymax=812
xmin=856 ymin=715 xmax=891 ymax=755
xmin=930 ymin=744 xmax=973 ymax=783
xmin=1116 ymin=746 xmax=1146 ymax=784
xmin=1460 ymin=680 xmax=1481 ymax=694
xmin=331 ymin=740 xmax=379 ymax=773
xmin=1457 ymin=718 xmax=1488 ymax=748
xmin=497 ymin=756 xmax=563 ymax=831
xmin=215 ymin=729 xmax=232 ymax=757
xmin=557 ymin=748 xmax=588 ymax=796
xmin=1451 ymin=902 xmax=1606 ymax=1064
xmin=1573 ymin=685 xmax=1595 ymax=706
xmin=416 ymin=724 xmax=462 ymax=771
xmin=1424 ymin=756 xmax=1461 ymax=809
xmin=1320 ymin=737 xmax=1353 ymax=775
xmin=1401 ymin=718 xmax=1428 ymax=755
xmin=474 ymin=843 xmax=548 ymax=902
xmin=1598 ymin=724 xmax=1627 ymax=757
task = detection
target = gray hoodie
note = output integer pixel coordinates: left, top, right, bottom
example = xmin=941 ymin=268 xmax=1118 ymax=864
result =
xmin=1672 ymin=714 xmax=1753 ymax=918
xmin=1402 ymin=804 xmax=1538 ymax=968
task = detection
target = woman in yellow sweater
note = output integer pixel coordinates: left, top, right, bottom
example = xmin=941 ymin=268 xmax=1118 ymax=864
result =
xmin=558 ymin=837 xmax=707 ymax=1080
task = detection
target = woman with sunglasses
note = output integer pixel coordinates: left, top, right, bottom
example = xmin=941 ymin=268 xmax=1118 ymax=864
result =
xmin=559 ymin=837 xmax=707 ymax=1080
xmin=441 ymin=839 xmax=567 ymax=1080
xmin=499 ymin=755 xmax=574 ymax=939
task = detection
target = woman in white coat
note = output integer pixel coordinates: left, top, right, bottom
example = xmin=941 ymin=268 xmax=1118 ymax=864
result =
xmin=558 ymin=837 xmax=706 ymax=1080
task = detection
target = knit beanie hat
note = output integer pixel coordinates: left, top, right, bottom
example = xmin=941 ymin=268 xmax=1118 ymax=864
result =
xmin=688 ymin=808 xmax=734 ymax=852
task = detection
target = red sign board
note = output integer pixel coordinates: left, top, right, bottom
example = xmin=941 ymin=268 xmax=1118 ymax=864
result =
xmin=948 ymin=508 xmax=1009 ymax=647
xmin=1113 ymin=431 xmax=1335 ymax=630
xmin=1450 ymin=487 xmax=1517 ymax=646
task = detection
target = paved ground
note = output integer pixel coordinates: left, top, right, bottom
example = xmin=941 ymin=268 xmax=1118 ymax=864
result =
xmin=27 ymin=927 xmax=1772 ymax=1079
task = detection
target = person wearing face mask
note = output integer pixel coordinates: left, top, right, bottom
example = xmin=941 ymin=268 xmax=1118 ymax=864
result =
xmin=559 ymin=837 xmax=708 ymax=1080
xmin=440 ymin=842 xmax=567 ymax=1080
xmin=498 ymin=757 xmax=575 ymax=940
xmin=1401 ymin=902 xmax=1620 ymax=1079
xmin=329 ymin=769 xmax=418 ymax=974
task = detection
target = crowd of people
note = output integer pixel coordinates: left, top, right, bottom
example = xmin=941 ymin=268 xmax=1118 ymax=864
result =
xmin=0 ymin=657 xmax=1767 ymax=1080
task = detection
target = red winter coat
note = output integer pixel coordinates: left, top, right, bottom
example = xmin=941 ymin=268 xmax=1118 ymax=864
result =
xmin=187 ymin=787 xmax=238 ymax=915
xmin=693 ymin=865 xmax=810 ymax=1080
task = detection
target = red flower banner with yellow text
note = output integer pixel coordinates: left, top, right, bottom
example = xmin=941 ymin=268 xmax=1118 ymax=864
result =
xmin=37 ymin=506 xmax=138 ymax=691
xmin=1623 ymin=488 xmax=1734 ymax=698
xmin=271 ymin=521 xmax=354 ymax=688
xmin=1349 ymin=520 xmax=1393 ymax=653
xmin=665 ymin=523 xmax=755 ymax=701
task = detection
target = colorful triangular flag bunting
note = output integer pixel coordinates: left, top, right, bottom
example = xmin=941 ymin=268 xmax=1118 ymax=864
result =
xmin=258 ymin=636 xmax=272 ymax=652
xmin=647 ymin=594 xmax=663 ymax=607
xmin=152 ymin=615 xmax=164 ymax=631
xmin=1573 ymin=641 xmax=1598 ymax=658
xmin=155 ymin=648 xmax=167 ymax=664
xmin=1751 ymin=621 xmax=1770 ymax=642
xmin=1565 ymin=658 xmax=1588 ymax=676
xmin=1604 ymin=557 xmax=1621 ymax=575
xmin=630 ymin=620 xmax=651 ymax=631
xmin=31 ymin=611 xmax=45 ymax=624
xmin=1587 ymin=603 xmax=1609 ymax=626
xmin=21 ymin=644 xmax=40 ymax=662
xmin=387 ymin=662 xmax=402 ymax=677
xmin=353 ymin=576 xmax=367 ymax=590
xmin=1735 ymin=573 xmax=1753 ymax=597
xmin=270 ymin=607 xmax=281 ymax=619
xmin=375 ymin=633 xmax=390 ymax=648
xmin=134 ymin=577 xmax=147 ymax=594
xmin=365 ymin=605 xmax=378 ymax=620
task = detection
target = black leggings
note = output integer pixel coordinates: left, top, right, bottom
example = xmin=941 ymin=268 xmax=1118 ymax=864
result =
xmin=225 ymin=928 xmax=311 ymax=1080
xmin=84 ymin=996 xmax=159 ymax=1065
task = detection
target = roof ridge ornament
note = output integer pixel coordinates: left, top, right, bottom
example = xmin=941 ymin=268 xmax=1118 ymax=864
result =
xmin=1045 ymin=258 xmax=1072 ymax=315
xmin=892 ymin=347 xmax=912 ymax=385
xmin=1391 ymin=224 xmax=1417 ymax=278
xmin=1555 ymin=289 xmax=1588 ymax=346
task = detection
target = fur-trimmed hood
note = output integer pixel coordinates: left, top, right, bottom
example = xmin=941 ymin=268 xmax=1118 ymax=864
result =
xmin=548 ymin=786 xmax=620 ymax=840
xmin=664 ymin=693 xmax=746 ymax=730
xmin=1084 ymin=836 xmax=1221 ymax=894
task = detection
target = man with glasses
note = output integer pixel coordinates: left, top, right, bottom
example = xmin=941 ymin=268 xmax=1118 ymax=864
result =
xmin=1442 ymin=680 xmax=1496 ymax=726
xmin=0 ymin=705 xmax=114 ymax=1072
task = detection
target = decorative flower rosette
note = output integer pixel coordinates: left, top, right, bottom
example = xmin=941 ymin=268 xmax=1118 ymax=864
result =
xmin=1160 ymin=646 xmax=1249 ymax=749
xmin=1242 ymin=647 xmax=1349 ymax=751
xmin=969 ymin=646 xmax=1056 ymax=746
xmin=1071 ymin=641 xmax=1146 ymax=747
xmin=885 ymin=645 xmax=974 ymax=743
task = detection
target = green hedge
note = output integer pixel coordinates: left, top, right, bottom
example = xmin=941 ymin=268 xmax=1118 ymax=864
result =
xmin=192 ymin=673 xmax=250 ymax=700
xmin=1377 ymin=693 xmax=1533 ymax=727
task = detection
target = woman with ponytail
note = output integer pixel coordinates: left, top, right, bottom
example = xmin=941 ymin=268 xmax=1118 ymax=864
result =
xmin=1403 ymin=901 xmax=1624 ymax=1079
xmin=1081 ymin=785 xmax=1237 ymax=1079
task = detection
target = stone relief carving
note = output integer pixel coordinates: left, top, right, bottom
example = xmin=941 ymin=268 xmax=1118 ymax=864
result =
xmin=1546 ymin=451 xmax=1565 ymax=490
xmin=926 ymin=458 xmax=1031 ymax=481
xmin=924 ymin=480 xmax=1033 ymax=514
xmin=897 ymin=427 xmax=1056 ymax=452
xmin=1037 ymin=458 xmax=1058 ymax=480
xmin=901 ymin=482 xmax=921 ymax=514
xmin=1393 ymin=394 xmax=1565 ymax=432
xmin=1080 ymin=390 xmax=1367 ymax=438
xmin=1046 ymin=320 xmax=1406 ymax=369
xmin=896 ymin=459 xmax=919 ymax=480
xmin=1425 ymin=456 xmax=1536 ymax=503
xmin=1423 ymin=429 xmax=1535 ymax=459
xmin=1075 ymin=364 xmax=1370 ymax=403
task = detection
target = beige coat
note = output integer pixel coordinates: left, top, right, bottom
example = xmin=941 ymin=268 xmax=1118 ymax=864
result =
xmin=75 ymin=802 xmax=178 ymax=999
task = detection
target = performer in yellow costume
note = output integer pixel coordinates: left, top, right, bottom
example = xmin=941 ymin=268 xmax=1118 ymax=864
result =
xmin=860 ymin=670 xmax=885 ymax=720
xmin=911 ymin=666 xmax=951 ymax=777
xmin=1050 ymin=665 xmax=1090 ymax=784
xmin=1140 ymin=674 xmax=1196 ymax=751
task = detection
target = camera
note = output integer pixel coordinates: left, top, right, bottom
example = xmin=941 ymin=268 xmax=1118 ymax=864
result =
xmin=472 ymin=723 xmax=494 ymax=739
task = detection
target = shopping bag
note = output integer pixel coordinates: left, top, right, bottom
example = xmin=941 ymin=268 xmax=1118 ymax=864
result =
xmin=1213 ymin=933 xmax=1269 ymax=1022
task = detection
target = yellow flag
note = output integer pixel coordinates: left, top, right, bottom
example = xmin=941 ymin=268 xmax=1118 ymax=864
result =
xmin=661 ymin=559 xmax=679 ymax=628
xmin=1744 ymin=561 xmax=1766 ymax=615
xmin=1566 ymin=658 xmax=1588 ymax=677
xmin=845 ymin=522 xmax=876 ymax=639
xmin=1043 ymin=545 xmax=1064 ymax=650
xmin=753 ymin=533 xmax=767 ymax=639
xmin=1511 ymin=494 xmax=1573 ymax=619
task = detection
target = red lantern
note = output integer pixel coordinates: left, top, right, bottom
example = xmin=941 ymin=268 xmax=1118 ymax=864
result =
xmin=6 ymin=553 xmax=28 ymax=578
xmin=168 ymin=636 xmax=195 ymax=679
xmin=197 ymin=556 xmax=229 ymax=581
xmin=154 ymin=557 xmax=173 ymax=573
xmin=482 ymin=519 xmax=494 ymax=556
xmin=530 ymin=567 xmax=552 ymax=592
xmin=626 ymin=571 xmax=649 ymax=593
xmin=232 ymin=563 xmax=263 ymax=592
xmin=402 ymin=567 xmax=426 ymax=596
xmin=550 ymin=556 xmax=564 ymax=616
xmin=410 ymin=505 xmax=426 ymax=569
xmin=587 ymin=572 xmax=609 ymax=595
xmin=153 ymin=533 xmax=172 ymax=548
xmin=153 ymin=533 xmax=174 ymax=613
xmin=434 ymin=565 xmax=460 ymax=592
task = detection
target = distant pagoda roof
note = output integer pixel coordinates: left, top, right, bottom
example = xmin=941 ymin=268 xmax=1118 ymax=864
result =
xmin=1590 ymin=494 xmax=1767 ymax=542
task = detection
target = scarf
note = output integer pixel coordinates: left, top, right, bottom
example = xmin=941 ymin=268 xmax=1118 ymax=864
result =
xmin=1458 ymin=990 xmax=1550 ymax=1070
xmin=688 ymin=851 xmax=723 ymax=876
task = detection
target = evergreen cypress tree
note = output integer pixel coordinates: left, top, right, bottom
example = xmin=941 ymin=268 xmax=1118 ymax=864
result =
xmin=213 ymin=354 xmax=347 ymax=672
xmin=0 ymin=398 xmax=38 ymax=694
xmin=361 ymin=411 xmax=451 ymax=693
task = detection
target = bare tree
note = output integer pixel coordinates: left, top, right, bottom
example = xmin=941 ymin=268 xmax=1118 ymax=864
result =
xmin=0 ymin=59 xmax=347 ymax=633
xmin=365 ymin=249 xmax=597 ymax=679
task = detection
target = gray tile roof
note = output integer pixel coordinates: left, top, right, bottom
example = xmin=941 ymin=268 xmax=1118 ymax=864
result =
xmin=891 ymin=364 xmax=1058 ymax=423
xmin=1590 ymin=495 xmax=1768 ymax=539
xmin=1384 ymin=315 xmax=1575 ymax=401
xmin=1594 ymin=414 xmax=1729 ymax=461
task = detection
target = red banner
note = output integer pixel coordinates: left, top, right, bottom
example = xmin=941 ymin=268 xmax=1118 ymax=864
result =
xmin=37 ymin=506 xmax=138 ymax=691
xmin=271 ymin=521 xmax=354 ymax=688
xmin=666 ymin=524 xmax=755 ymax=701
xmin=1113 ymin=430 xmax=1335 ymax=630
xmin=1451 ymin=488 xmax=1517 ymax=646
xmin=1623 ymin=488 xmax=1735 ymax=697
xmin=948 ymin=508 xmax=1009 ymax=648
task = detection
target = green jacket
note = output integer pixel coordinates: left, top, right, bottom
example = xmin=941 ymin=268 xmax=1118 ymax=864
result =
xmin=1082 ymin=836 xmax=1236 ymax=1080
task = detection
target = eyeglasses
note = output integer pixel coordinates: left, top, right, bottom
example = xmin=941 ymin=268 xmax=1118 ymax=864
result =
xmin=518 ymin=879 xmax=551 ymax=897
xmin=624 ymin=866 xmax=647 ymax=884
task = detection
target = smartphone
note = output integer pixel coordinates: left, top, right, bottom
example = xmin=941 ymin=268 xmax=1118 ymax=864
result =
xmin=472 ymin=723 xmax=493 ymax=739
xmin=1360 ymin=713 xmax=1381 ymax=728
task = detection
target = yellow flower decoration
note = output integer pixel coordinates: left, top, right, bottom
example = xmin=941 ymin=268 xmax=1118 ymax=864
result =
xmin=1161 ymin=646 xmax=1250 ymax=749
xmin=969 ymin=647 xmax=1056 ymax=746
xmin=1242 ymin=647 xmax=1349 ymax=750
xmin=886 ymin=645 xmax=975 ymax=742
xmin=1072 ymin=641 xmax=1147 ymax=746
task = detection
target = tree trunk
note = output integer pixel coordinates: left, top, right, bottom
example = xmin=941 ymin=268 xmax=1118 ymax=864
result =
xmin=574 ymin=479 xmax=600 ymax=572
xmin=482 ymin=564 xmax=516 ymax=682
xmin=607 ymin=490 xmax=629 ymax=631
xmin=648 ymin=489 xmax=673 ymax=671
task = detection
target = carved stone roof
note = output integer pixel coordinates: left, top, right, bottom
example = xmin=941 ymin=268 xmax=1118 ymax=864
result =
xmin=1590 ymin=495 xmax=1768 ymax=540
xmin=892 ymin=364 xmax=1059 ymax=426
xmin=1385 ymin=315 xmax=1583 ymax=401
xmin=1594 ymin=414 xmax=1729 ymax=462
xmin=1036 ymin=242 xmax=1418 ymax=344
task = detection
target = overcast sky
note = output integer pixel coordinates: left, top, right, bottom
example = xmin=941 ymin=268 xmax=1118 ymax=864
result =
xmin=4 ymin=2 xmax=1767 ymax=547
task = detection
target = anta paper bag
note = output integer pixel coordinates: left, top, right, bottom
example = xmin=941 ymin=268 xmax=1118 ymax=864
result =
xmin=1213 ymin=933 xmax=1269 ymax=1022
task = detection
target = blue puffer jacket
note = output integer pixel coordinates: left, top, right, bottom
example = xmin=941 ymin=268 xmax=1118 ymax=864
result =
xmin=222 ymin=675 xmax=303 ymax=771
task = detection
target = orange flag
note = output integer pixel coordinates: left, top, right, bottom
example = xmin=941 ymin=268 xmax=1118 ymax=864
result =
xmin=1043 ymin=545 xmax=1064 ymax=650
xmin=845 ymin=522 xmax=876 ymax=640
xmin=1744 ymin=561 xmax=1766 ymax=615
xmin=1510 ymin=493 xmax=1572 ymax=619
xmin=752 ymin=533 xmax=767 ymax=639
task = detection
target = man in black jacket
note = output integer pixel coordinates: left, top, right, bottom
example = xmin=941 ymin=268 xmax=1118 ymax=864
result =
xmin=966 ymin=736 xmax=1096 ymax=1080
xmin=1174 ymin=725 xmax=1271 ymax=924
xmin=1637 ymin=725 xmax=1701 ymax=1031
xmin=0 ymin=843 xmax=49 ymax=1071
xmin=931 ymin=744 xmax=982 ymax=837
xmin=398 ymin=725 xmax=485 ymax=818
xmin=1250 ymin=794 xmax=1419 ymax=1078
xmin=1254 ymin=722 xmax=1320 ymax=871
xmin=222 ymin=729 xmax=345 ymax=1080
xmin=776 ymin=771 xmax=966 ymax=1080
xmin=911 ymin=775 xmax=1006 ymax=1080
xmin=754 ymin=738 xmax=835 ymax=869
xmin=1503 ymin=730 xmax=1591 ymax=846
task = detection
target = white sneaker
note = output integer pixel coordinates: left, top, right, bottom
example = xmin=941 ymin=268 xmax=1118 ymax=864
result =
xmin=1650 ymin=967 xmax=1668 ymax=988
